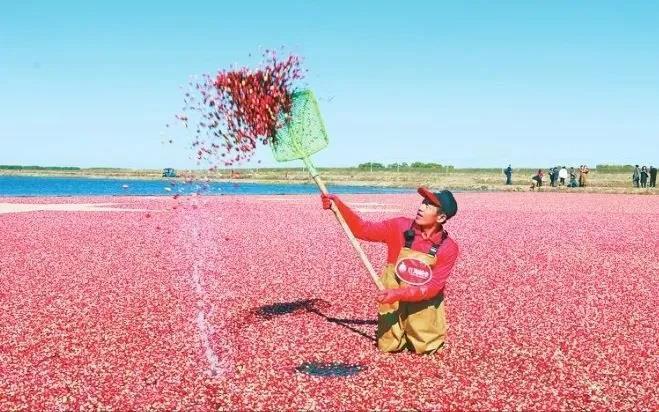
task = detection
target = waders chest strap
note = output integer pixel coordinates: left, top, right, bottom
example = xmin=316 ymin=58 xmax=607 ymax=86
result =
xmin=403 ymin=224 xmax=448 ymax=257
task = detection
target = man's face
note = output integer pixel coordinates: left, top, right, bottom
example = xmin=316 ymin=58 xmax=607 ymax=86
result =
xmin=414 ymin=199 xmax=446 ymax=227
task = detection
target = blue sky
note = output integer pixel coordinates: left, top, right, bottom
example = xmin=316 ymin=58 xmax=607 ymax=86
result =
xmin=1 ymin=0 xmax=658 ymax=169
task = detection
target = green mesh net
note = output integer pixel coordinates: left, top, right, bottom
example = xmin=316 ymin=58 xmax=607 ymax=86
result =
xmin=272 ymin=90 xmax=329 ymax=162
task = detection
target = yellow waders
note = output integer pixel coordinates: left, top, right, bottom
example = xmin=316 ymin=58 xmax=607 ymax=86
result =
xmin=376 ymin=247 xmax=447 ymax=354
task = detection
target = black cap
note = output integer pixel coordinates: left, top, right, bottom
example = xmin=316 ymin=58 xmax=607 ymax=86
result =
xmin=417 ymin=187 xmax=458 ymax=219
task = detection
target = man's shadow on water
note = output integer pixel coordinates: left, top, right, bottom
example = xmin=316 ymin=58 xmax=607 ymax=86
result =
xmin=254 ymin=299 xmax=377 ymax=342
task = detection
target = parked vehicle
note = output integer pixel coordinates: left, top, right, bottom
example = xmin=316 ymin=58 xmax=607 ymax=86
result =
xmin=162 ymin=168 xmax=176 ymax=178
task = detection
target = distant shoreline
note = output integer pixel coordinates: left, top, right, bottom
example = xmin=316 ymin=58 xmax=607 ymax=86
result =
xmin=1 ymin=169 xmax=656 ymax=195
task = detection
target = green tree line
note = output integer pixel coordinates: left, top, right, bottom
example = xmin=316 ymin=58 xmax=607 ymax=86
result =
xmin=358 ymin=162 xmax=455 ymax=171
xmin=594 ymin=164 xmax=636 ymax=173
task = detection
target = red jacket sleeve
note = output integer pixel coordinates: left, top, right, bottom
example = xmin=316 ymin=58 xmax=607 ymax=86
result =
xmin=391 ymin=238 xmax=459 ymax=302
xmin=331 ymin=196 xmax=395 ymax=243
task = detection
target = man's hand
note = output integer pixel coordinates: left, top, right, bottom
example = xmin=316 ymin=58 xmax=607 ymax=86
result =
xmin=321 ymin=193 xmax=337 ymax=210
xmin=377 ymin=289 xmax=401 ymax=304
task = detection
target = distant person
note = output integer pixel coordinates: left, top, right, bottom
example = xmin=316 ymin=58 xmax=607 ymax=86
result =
xmin=504 ymin=164 xmax=513 ymax=185
xmin=552 ymin=166 xmax=560 ymax=187
xmin=632 ymin=165 xmax=640 ymax=188
xmin=640 ymin=166 xmax=649 ymax=188
xmin=578 ymin=165 xmax=589 ymax=187
xmin=650 ymin=166 xmax=657 ymax=188
xmin=568 ymin=167 xmax=578 ymax=187
xmin=549 ymin=167 xmax=557 ymax=187
xmin=530 ymin=169 xmax=544 ymax=190
xmin=558 ymin=166 xmax=568 ymax=186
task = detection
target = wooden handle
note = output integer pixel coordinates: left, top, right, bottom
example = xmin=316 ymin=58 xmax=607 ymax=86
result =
xmin=303 ymin=158 xmax=385 ymax=291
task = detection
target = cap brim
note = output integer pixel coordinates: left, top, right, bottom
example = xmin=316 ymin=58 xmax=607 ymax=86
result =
xmin=417 ymin=186 xmax=441 ymax=207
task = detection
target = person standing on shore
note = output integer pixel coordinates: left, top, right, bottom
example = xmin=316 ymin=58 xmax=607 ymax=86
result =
xmin=321 ymin=188 xmax=459 ymax=354
xmin=650 ymin=166 xmax=657 ymax=188
xmin=558 ymin=166 xmax=568 ymax=186
xmin=632 ymin=165 xmax=640 ymax=188
xmin=549 ymin=167 xmax=556 ymax=187
xmin=568 ymin=167 xmax=578 ymax=187
xmin=552 ymin=166 xmax=560 ymax=187
xmin=504 ymin=164 xmax=513 ymax=185
xmin=640 ymin=166 xmax=649 ymax=188
xmin=579 ymin=165 xmax=589 ymax=187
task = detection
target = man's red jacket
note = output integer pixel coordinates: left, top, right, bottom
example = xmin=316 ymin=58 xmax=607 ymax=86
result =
xmin=332 ymin=196 xmax=459 ymax=303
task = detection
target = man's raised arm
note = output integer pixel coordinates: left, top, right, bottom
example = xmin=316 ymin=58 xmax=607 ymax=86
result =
xmin=321 ymin=194 xmax=393 ymax=243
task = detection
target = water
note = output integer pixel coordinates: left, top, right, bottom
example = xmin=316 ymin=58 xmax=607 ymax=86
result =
xmin=0 ymin=176 xmax=412 ymax=197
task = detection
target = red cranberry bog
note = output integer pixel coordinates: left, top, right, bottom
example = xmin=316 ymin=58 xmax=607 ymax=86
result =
xmin=1 ymin=54 xmax=658 ymax=410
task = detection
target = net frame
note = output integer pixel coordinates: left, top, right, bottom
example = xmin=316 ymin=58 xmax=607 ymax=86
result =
xmin=272 ymin=89 xmax=329 ymax=162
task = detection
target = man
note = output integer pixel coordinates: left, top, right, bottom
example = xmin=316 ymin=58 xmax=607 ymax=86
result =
xmin=632 ymin=165 xmax=640 ymax=188
xmin=321 ymin=187 xmax=459 ymax=354
xmin=504 ymin=164 xmax=513 ymax=185
xmin=650 ymin=166 xmax=657 ymax=188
